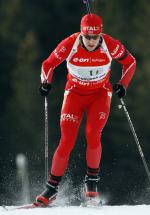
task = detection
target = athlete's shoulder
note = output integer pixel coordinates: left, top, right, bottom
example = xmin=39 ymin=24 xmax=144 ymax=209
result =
xmin=102 ymin=33 xmax=121 ymax=46
xmin=52 ymin=32 xmax=80 ymax=62
xmin=102 ymin=33 xmax=125 ymax=59
xmin=69 ymin=32 xmax=80 ymax=39
xmin=60 ymin=32 xmax=80 ymax=45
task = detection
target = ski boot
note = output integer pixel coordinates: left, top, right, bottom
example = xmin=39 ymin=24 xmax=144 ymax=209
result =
xmin=35 ymin=174 xmax=61 ymax=207
xmin=84 ymin=169 xmax=100 ymax=206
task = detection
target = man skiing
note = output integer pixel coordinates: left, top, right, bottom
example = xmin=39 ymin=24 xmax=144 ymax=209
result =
xmin=35 ymin=13 xmax=136 ymax=206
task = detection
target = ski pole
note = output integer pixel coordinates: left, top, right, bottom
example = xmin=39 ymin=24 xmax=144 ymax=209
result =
xmin=83 ymin=0 xmax=91 ymax=14
xmin=43 ymin=69 xmax=52 ymax=182
xmin=44 ymin=96 xmax=49 ymax=182
xmin=118 ymin=98 xmax=150 ymax=185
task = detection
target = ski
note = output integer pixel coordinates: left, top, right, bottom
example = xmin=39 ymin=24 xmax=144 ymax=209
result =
xmin=2 ymin=202 xmax=54 ymax=211
xmin=2 ymin=202 xmax=103 ymax=212
xmin=15 ymin=202 xmax=45 ymax=209
xmin=81 ymin=200 xmax=102 ymax=208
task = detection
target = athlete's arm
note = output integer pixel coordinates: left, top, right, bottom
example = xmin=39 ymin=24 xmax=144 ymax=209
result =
xmin=41 ymin=33 xmax=79 ymax=83
xmin=103 ymin=34 xmax=136 ymax=89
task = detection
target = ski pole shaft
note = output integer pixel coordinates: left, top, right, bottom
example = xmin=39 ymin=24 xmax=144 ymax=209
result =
xmin=45 ymin=96 xmax=49 ymax=182
xmin=119 ymin=98 xmax=150 ymax=184
xmin=83 ymin=0 xmax=91 ymax=14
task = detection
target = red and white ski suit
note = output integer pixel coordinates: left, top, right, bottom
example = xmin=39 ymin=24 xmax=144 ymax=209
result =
xmin=41 ymin=32 xmax=136 ymax=176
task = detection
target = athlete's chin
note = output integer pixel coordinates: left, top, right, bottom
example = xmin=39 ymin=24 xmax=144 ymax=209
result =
xmin=87 ymin=46 xmax=96 ymax=51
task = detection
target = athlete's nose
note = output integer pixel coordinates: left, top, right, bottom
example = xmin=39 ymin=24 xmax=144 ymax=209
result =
xmin=89 ymin=40 xmax=96 ymax=45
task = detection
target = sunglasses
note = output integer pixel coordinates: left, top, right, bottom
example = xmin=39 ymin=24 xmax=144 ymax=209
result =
xmin=83 ymin=34 xmax=100 ymax=40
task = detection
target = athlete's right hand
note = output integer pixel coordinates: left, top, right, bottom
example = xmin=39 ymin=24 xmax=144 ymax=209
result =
xmin=39 ymin=83 xmax=51 ymax=96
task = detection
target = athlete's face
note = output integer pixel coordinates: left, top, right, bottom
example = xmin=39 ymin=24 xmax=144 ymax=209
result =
xmin=82 ymin=34 xmax=101 ymax=52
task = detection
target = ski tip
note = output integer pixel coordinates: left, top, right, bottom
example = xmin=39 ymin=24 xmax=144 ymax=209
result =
xmin=16 ymin=202 xmax=45 ymax=210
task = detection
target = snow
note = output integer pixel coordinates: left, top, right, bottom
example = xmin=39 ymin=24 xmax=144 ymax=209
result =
xmin=1 ymin=205 xmax=150 ymax=215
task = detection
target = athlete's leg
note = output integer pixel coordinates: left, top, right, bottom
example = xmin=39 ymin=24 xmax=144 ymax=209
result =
xmin=51 ymin=90 xmax=83 ymax=176
xmin=85 ymin=87 xmax=112 ymax=169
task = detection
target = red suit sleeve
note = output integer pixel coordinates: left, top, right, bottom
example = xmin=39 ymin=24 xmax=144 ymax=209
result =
xmin=41 ymin=33 xmax=79 ymax=83
xmin=103 ymin=34 xmax=136 ymax=89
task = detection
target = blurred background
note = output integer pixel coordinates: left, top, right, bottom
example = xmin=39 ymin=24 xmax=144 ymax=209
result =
xmin=0 ymin=0 xmax=150 ymax=206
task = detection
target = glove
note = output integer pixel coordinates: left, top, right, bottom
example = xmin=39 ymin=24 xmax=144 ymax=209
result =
xmin=39 ymin=83 xmax=51 ymax=96
xmin=113 ymin=83 xmax=126 ymax=98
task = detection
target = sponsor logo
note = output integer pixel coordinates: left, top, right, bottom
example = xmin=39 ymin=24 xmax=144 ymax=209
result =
xmin=61 ymin=113 xmax=79 ymax=123
xmin=60 ymin=46 xmax=67 ymax=53
xmin=111 ymin=45 xmax=125 ymax=59
xmin=72 ymin=78 xmax=78 ymax=83
xmin=73 ymin=58 xmax=89 ymax=63
xmin=72 ymin=77 xmax=105 ymax=87
xmin=83 ymin=26 xmax=100 ymax=31
xmin=54 ymin=49 xmax=62 ymax=60
xmin=72 ymin=78 xmax=90 ymax=85
xmin=73 ymin=58 xmax=105 ymax=63
xmin=111 ymin=44 xmax=120 ymax=56
xmin=114 ymin=48 xmax=124 ymax=59
xmin=99 ymin=112 xmax=106 ymax=120
xmin=92 ymin=58 xmax=105 ymax=63
xmin=78 ymin=81 xmax=90 ymax=86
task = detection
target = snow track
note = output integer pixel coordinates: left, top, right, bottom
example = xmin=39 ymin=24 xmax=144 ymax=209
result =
xmin=0 ymin=205 xmax=150 ymax=215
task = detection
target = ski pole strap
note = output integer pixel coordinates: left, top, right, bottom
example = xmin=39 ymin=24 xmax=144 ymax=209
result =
xmin=83 ymin=0 xmax=91 ymax=14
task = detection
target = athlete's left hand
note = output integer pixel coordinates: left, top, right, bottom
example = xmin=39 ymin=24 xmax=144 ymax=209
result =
xmin=113 ymin=83 xmax=126 ymax=98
